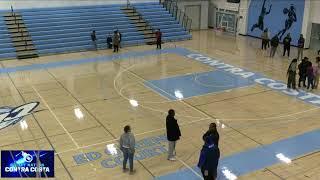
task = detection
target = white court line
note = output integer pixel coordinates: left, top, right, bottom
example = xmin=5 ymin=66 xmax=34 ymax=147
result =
xmin=176 ymin=157 xmax=203 ymax=180
xmin=55 ymin=117 xmax=211 ymax=155
xmin=31 ymin=86 xmax=80 ymax=149
xmin=113 ymin=65 xmax=207 ymax=119
xmin=31 ymin=85 xmax=98 ymax=170
xmin=118 ymin=65 xmax=211 ymax=119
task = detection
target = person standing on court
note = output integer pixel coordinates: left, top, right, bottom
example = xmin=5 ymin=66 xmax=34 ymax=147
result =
xmin=283 ymin=33 xmax=292 ymax=57
xmin=307 ymin=61 xmax=315 ymax=90
xmin=297 ymin=34 xmax=305 ymax=60
xmin=202 ymin=123 xmax=219 ymax=147
xmin=270 ymin=35 xmax=279 ymax=58
xmin=198 ymin=135 xmax=220 ymax=180
xmin=298 ymin=57 xmax=308 ymax=88
xmin=113 ymin=31 xmax=120 ymax=53
xmin=118 ymin=31 xmax=122 ymax=48
xmin=91 ymin=30 xmax=97 ymax=50
xmin=261 ymin=28 xmax=269 ymax=50
xmin=166 ymin=109 xmax=181 ymax=161
xmin=119 ymin=125 xmax=135 ymax=174
xmin=313 ymin=57 xmax=320 ymax=89
xmin=287 ymin=59 xmax=297 ymax=89
xmin=107 ymin=33 xmax=112 ymax=49
xmin=156 ymin=29 xmax=162 ymax=49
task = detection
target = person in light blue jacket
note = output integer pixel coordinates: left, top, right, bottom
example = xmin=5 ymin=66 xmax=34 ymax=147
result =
xmin=119 ymin=125 xmax=135 ymax=174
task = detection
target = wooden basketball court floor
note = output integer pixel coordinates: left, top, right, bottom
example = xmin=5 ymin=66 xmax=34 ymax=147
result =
xmin=0 ymin=30 xmax=320 ymax=179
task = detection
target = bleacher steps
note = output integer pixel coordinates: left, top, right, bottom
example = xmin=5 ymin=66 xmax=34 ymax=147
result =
xmin=11 ymin=36 xmax=32 ymax=42
xmin=8 ymin=28 xmax=28 ymax=33
xmin=17 ymin=50 xmax=38 ymax=59
xmin=4 ymin=12 xmax=38 ymax=59
xmin=122 ymin=6 xmax=156 ymax=45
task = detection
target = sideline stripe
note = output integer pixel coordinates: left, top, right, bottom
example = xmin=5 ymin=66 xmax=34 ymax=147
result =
xmin=156 ymin=129 xmax=320 ymax=180
xmin=0 ymin=48 xmax=177 ymax=74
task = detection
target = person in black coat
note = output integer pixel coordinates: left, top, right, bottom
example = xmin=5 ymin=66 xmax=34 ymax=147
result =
xmin=91 ymin=30 xmax=97 ymax=50
xmin=106 ymin=33 xmax=112 ymax=49
xmin=269 ymin=35 xmax=279 ymax=58
xmin=166 ymin=109 xmax=181 ymax=161
xmin=283 ymin=33 xmax=292 ymax=57
xmin=298 ymin=57 xmax=309 ymax=88
xmin=202 ymin=123 xmax=219 ymax=147
xmin=198 ymin=135 xmax=220 ymax=180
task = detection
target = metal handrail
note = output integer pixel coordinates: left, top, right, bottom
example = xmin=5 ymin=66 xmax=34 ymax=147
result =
xmin=162 ymin=0 xmax=192 ymax=33
xmin=10 ymin=5 xmax=29 ymax=49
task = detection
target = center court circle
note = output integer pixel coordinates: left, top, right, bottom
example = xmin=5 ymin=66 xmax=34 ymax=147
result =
xmin=194 ymin=73 xmax=238 ymax=88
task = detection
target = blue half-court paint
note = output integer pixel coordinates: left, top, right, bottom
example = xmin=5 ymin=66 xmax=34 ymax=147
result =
xmin=156 ymin=129 xmax=320 ymax=180
xmin=145 ymin=71 xmax=254 ymax=100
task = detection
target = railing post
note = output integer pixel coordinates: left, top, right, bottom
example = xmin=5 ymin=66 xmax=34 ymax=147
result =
xmin=179 ymin=11 xmax=182 ymax=24
xmin=175 ymin=6 xmax=178 ymax=20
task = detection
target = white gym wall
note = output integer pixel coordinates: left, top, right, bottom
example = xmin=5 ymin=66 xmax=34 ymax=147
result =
xmin=176 ymin=0 xmax=209 ymax=30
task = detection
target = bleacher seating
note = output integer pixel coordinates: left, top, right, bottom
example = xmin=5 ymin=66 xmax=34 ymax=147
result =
xmin=12 ymin=2 xmax=191 ymax=56
xmin=0 ymin=15 xmax=16 ymax=59
xmin=134 ymin=3 xmax=191 ymax=42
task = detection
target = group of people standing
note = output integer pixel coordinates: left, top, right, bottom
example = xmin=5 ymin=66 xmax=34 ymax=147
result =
xmin=90 ymin=29 xmax=163 ymax=52
xmin=118 ymin=109 xmax=220 ymax=179
xmin=260 ymin=29 xmax=306 ymax=59
xmin=287 ymin=56 xmax=320 ymax=90
xmin=90 ymin=30 xmax=122 ymax=52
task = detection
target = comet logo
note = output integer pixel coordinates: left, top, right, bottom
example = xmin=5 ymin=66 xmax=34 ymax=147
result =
xmin=0 ymin=102 xmax=39 ymax=130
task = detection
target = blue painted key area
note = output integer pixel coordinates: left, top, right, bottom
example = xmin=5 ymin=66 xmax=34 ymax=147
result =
xmin=145 ymin=71 xmax=254 ymax=100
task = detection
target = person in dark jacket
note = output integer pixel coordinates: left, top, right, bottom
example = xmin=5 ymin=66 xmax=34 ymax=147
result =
xmin=287 ymin=59 xmax=297 ymax=89
xmin=261 ymin=28 xmax=269 ymax=50
xmin=118 ymin=31 xmax=122 ymax=48
xmin=298 ymin=57 xmax=308 ymax=88
xmin=269 ymin=35 xmax=279 ymax=58
xmin=283 ymin=33 xmax=292 ymax=57
xmin=307 ymin=61 xmax=314 ymax=90
xmin=166 ymin=109 xmax=181 ymax=161
xmin=156 ymin=29 xmax=162 ymax=49
xmin=91 ymin=30 xmax=97 ymax=50
xmin=113 ymin=30 xmax=120 ymax=53
xmin=297 ymin=34 xmax=305 ymax=60
xmin=202 ymin=123 xmax=219 ymax=147
xmin=198 ymin=135 xmax=220 ymax=180
xmin=107 ymin=33 xmax=112 ymax=49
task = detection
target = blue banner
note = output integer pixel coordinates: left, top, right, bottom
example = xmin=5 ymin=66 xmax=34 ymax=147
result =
xmin=1 ymin=150 xmax=54 ymax=178
xmin=247 ymin=0 xmax=305 ymax=45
